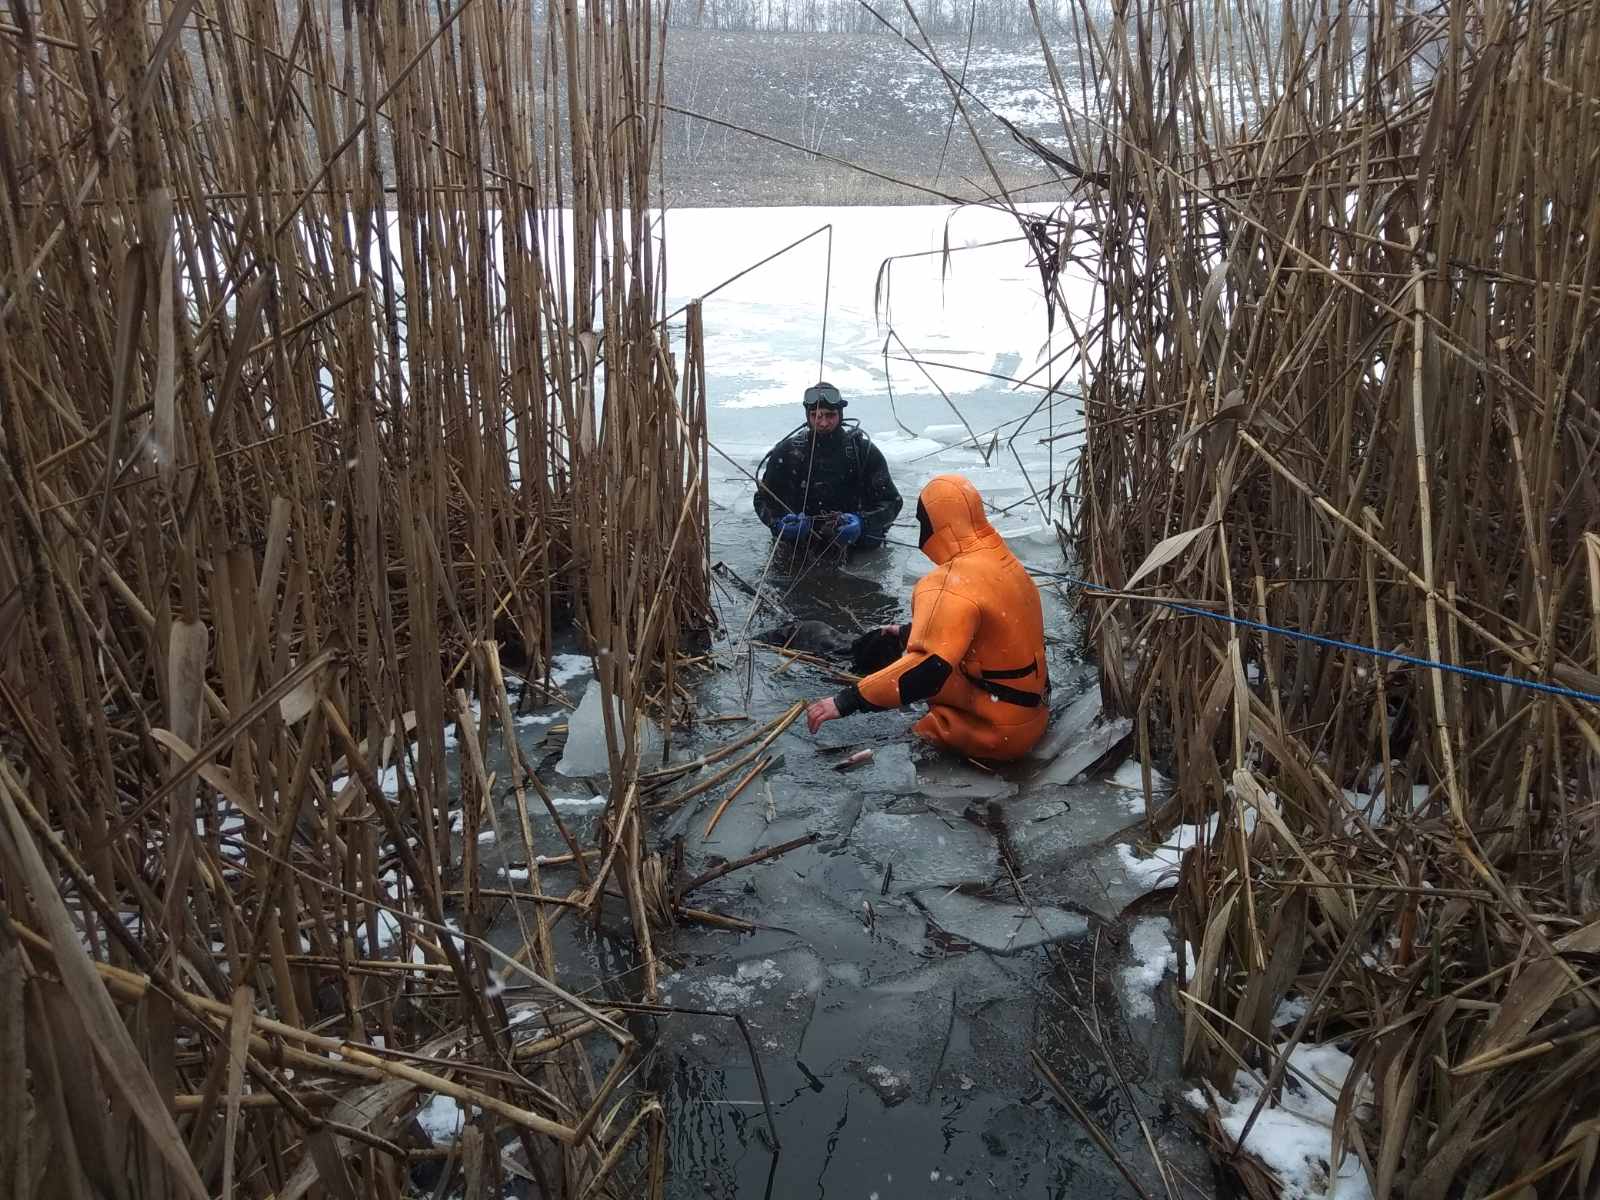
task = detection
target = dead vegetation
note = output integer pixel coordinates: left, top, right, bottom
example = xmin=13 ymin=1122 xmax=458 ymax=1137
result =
xmin=1036 ymin=0 xmax=1600 ymax=1195
xmin=0 ymin=0 xmax=712 ymax=1195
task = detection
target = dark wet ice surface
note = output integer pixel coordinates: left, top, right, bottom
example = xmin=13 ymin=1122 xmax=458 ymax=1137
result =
xmin=429 ymin=475 xmax=1213 ymax=1198
xmin=459 ymin=515 xmax=1216 ymax=1200
xmin=639 ymin=665 xmax=1205 ymax=1199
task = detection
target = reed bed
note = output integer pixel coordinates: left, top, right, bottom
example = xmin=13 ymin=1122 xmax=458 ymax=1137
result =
xmin=1 ymin=0 xmax=709 ymax=1194
xmin=1017 ymin=0 xmax=1600 ymax=1194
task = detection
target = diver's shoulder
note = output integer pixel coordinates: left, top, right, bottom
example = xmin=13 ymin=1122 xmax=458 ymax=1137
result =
xmin=770 ymin=428 xmax=811 ymax=456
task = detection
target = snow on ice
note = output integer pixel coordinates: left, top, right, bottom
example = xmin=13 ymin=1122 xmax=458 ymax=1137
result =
xmin=1121 ymin=917 xmax=1178 ymax=1019
xmin=1189 ymin=1042 xmax=1374 ymax=1200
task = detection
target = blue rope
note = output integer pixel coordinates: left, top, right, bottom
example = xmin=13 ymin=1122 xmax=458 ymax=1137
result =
xmin=1027 ymin=567 xmax=1600 ymax=708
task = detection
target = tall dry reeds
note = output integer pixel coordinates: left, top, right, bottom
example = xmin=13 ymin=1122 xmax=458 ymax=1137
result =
xmin=1025 ymin=0 xmax=1600 ymax=1194
xmin=1 ymin=0 xmax=707 ymax=1194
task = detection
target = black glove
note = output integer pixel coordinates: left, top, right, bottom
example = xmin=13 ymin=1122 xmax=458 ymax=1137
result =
xmin=849 ymin=627 xmax=906 ymax=675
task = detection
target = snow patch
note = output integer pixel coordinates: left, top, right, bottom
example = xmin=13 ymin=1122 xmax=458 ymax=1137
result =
xmin=1110 ymin=758 xmax=1171 ymax=794
xmin=1341 ymin=780 xmax=1431 ymax=829
xmin=1274 ymin=995 xmax=1311 ymax=1027
xmin=548 ymin=653 xmax=591 ymax=687
xmin=1117 ymin=809 xmax=1257 ymax=887
xmin=1189 ymin=1042 xmax=1373 ymax=1200
xmin=1121 ymin=917 xmax=1178 ymax=1019
xmin=354 ymin=910 xmax=403 ymax=953
xmin=550 ymin=794 xmax=609 ymax=810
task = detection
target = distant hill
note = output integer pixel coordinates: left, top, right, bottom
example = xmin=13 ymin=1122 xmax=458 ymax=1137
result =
xmin=658 ymin=31 xmax=1097 ymax=206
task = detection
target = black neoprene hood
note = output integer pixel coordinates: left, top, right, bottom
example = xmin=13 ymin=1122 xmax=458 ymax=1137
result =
xmin=916 ymin=498 xmax=934 ymax=548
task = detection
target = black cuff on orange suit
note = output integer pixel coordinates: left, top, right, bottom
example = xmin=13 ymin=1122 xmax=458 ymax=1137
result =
xmin=833 ymin=684 xmax=879 ymax=717
xmin=833 ymin=651 xmax=954 ymax=715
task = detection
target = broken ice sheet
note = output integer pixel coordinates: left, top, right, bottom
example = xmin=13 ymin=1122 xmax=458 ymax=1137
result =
xmin=555 ymin=678 xmax=662 ymax=778
xmin=912 ymin=889 xmax=1088 ymax=955
xmin=414 ymin=1094 xmax=464 ymax=1142
xmin=853 ymin=809 xmax=999 ymax=893
xmin=1036 ymin=714 xmax=1133 ymax=785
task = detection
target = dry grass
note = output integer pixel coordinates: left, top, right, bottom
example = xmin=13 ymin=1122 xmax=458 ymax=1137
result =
xmin=1001 ymin=0 xmax=1600 ymax=1194
xmin=0 ymin=0 xmax=711 ymax=1194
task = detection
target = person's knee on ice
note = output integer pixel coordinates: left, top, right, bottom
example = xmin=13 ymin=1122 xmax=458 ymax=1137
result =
xmin=752 ymin=381 xmax=903 ymax=554
xmin=804 ymin=474 xmax=1051 ymax=762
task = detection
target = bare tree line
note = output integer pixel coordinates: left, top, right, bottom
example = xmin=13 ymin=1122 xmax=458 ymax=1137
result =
xmin=657 ymin=0 xmax=1106 ymax=40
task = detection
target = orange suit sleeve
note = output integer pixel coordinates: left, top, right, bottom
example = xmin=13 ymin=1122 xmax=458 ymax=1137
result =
xmin=838 ymin=579 xmax=981 ymax=713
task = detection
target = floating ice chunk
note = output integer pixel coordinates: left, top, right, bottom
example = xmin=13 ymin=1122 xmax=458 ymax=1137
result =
xmin=1121 ymin=917 xmax=1178 ymax=1019
xmin=1000 ymin=524 xmax=1062 ymax=553
xmin=922 ymin=423 xmax=980 ymax=446
xmin=556 ymin=679 xmax=661 ymax=778
xmin=415 ymin=1094 xmax=464 ymax=1141
xmin=1036 ymin=713 xmax=1132 ymax=785
xmin=871 ymin=429 xmax=946 ymax=461
xmin=1028 ymin=687 xmax=1102 ymax=760
xmin=865 ymin=1063 xmax=911 ymax=1106
xmin=1110 ymin=758 xmax=1171 ymax=793
xmin=913 ymin=890 xmax=1087 ymax=955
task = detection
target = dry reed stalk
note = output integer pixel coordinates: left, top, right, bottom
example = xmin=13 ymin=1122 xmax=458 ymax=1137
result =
xmin=701 ymin=756 xmax=774 ymax=840
xmin=0 ymin=0 xmax=706 ymax=1190
xmin=1002 ymin=0 xmax=1600 ymax=1194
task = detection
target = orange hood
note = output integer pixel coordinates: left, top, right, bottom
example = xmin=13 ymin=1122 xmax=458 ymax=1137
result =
xmin=915 ymin=474 xmax=1000 ymax=565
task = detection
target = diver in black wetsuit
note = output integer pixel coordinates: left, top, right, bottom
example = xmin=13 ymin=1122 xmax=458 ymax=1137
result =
xmin=752 ymin=381 xmax=903 ymax=553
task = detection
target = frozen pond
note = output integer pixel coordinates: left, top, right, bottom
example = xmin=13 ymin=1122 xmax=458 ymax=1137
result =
xmin=586 ymin=207 xmax=1208 ymax=1196
xmin=411 ymin=206 xmax=1214 ymax=1197
xmin=660 ymin=202 xmax=1095 ymax=542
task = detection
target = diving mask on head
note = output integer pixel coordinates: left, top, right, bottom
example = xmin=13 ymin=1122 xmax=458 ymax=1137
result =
xmin=802 ymin=381 xmax=845 ymax=411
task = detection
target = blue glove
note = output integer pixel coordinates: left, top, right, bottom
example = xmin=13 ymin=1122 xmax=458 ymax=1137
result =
xmin=837 ymin=513 xmax=864 ymax=545
xmin=777 ymin=513 xmax=812 ymax=542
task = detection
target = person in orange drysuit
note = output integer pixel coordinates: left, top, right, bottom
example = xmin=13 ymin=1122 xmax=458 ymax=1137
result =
xmin=805 ymin=473 xmax=1049 ymax=760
